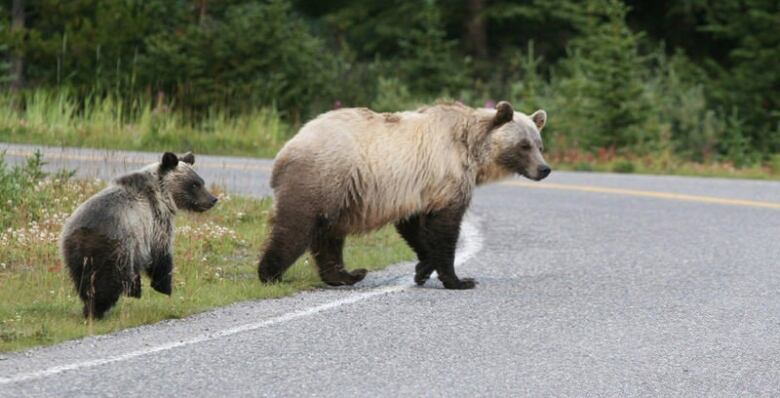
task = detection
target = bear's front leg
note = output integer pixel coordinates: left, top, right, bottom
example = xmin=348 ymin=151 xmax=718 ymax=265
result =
xmin=395 ymin=215 xmax=435 ymax=285
xmin=423 ymin=206 xmax=476 ymax=290
xmin=149 ymin=252 xmax=173 ymax=295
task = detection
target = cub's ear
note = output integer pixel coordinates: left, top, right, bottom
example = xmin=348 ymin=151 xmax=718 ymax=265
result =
xmin=160 ymin=152 xmax=179 ymax=172
xmin=491 ymin=101 xmax=514 ymax=129
xmin=180 ymin=152 xmax=195 ymax=165
xmin=530 ymin=109 xmax=547 ymax=130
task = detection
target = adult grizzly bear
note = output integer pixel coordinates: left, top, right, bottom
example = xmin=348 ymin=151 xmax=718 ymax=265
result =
xmin=60 ymin=152 xmax=218 ymax=319
xmin=259 ymin=101 xmax=549 ymax=289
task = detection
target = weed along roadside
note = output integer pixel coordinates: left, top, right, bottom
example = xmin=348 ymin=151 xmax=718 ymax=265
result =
xmin=0 ymin=152 xmax=412 ymax=353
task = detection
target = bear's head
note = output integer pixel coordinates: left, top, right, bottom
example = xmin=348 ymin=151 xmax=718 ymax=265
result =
xmin=158 ymin=152 xmax=218 ymax=212
xmin=484 ymin=101 xmax=550 ymax=181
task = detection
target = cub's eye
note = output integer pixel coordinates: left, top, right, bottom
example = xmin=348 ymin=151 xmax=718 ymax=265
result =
xmin=521 ymin=143 xmax=532 ymax=151
xmin=191 ymin=181 xmax=201 ymax=189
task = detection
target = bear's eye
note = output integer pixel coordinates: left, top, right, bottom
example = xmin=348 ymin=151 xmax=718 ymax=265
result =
xmin=521 ymin=143 xmax=532 ymax=151
xmin=191 ymin=181 xmax=201 ymax=189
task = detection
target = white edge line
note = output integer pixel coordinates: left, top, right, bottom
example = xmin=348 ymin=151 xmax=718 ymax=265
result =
xmin=0 ymin=217 xmax=483 ymax=386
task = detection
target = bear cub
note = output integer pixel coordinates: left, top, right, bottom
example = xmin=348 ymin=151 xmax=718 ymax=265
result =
xmin=60 ymin=152 xmax=217 ymax=319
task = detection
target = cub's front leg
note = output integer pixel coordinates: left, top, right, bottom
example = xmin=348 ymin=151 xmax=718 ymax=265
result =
xmin=149 ymin=251 xmax=173 ymax=295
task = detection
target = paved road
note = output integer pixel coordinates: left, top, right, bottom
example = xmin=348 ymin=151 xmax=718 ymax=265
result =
xmin=2 ymin=142 xmax=780 ymax=397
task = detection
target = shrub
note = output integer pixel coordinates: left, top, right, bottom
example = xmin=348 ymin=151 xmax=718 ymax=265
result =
xmin=612 ymin=160 xmax=636 ymax=173
xmin=768 ymin=154 xmax=780 ymax=175
xmin=139 ymin=0 xmax=338 ymax=118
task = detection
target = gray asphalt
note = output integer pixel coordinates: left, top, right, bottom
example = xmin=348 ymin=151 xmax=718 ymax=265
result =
xmin=2 ymin=142 xmax=780 ymax=397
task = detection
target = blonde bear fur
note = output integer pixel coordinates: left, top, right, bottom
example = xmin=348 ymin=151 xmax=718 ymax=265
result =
xmin=259 ymin=101 xmax=549 ymax=289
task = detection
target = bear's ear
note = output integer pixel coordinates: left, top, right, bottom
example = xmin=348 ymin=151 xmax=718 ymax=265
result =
xmin=160 ymin=152 xmax=179 ymax=172
xmin=491 ymin=101 xmax=514 ymax=129
xmin=180 ymin=152 xmax=195 ymax=165
xmin=530 ymin=109 xmax=547 ymax=130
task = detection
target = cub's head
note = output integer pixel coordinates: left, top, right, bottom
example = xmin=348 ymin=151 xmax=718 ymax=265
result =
xmin=158 ymin=152 xmax=218 ymax=212
xmin=484 ymin=101 xmax=550 ymax=181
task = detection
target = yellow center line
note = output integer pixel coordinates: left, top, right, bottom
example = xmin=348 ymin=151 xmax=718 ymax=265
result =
xmin=503 ymin=180 xmax=780 ymax=210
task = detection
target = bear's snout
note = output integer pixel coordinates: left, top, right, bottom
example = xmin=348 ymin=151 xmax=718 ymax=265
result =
xmin=536 ymin=165 xmax=551 ymax=181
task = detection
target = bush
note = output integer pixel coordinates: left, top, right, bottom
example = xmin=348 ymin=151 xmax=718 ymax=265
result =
xmin=371 ymin=77 xmax=419 ymax=112
xmin=0 ymin=151 xmax=75 ymax=230
xmin=769 ymin=154 xmax=780 ymax=175
xmin=573 ymin=162 xmax=594 ymax=172
xmin=612 ymin=160 xmax=636 ymax=173
xmin=140 ymin=0 xmax=338 ymax=118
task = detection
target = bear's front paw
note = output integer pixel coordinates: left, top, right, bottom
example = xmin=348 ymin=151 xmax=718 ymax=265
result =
xmin=441 ymin=277 xmax=477 ymax=290
xmin=414 ymin=262 xmax=434 ymax=286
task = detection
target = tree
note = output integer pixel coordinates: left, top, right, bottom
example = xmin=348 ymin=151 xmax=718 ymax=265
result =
xmin=9 ymin=0 xmax=22 ymax=91
xmin=703 ymin=0 xmax=780 ymax=154
xmin=556 ymin=0 xmax=650 ymax=151
xmin=397 ymin=0 xmax=469 ymax=97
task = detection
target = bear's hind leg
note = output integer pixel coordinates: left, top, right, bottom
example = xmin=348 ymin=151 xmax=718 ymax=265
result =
xmin=395 ymin=214 xmax=435 ymax=285
xmin=312 ymin=229 xmax=366 ymax=286
xmin=423 ymin=206 xmax=476 ymax=290
xmin=126 ymin=271 xmax=142 ymax=298
xmin=258 ymin=205 xmax=316 ymax=283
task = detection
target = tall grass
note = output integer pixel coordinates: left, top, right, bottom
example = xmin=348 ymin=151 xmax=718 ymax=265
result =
xmin=0 ymin=89 xmax=290 ymax=157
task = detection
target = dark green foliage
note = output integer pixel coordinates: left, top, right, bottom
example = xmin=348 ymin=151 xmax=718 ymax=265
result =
xmin=139 ymin=0 xmax=337 ymax=117
xmin=612 ymin=159 xmax=636 ymax=173
xmin=0 ymin=0 xmax=777 ymax=163
xmin=396 ymin=1 xmax=469 ymax=97
xmin=701 ymin=0 xmax=780 ymax=154
xmin=558 ymin=0 xmax=650 ymax=151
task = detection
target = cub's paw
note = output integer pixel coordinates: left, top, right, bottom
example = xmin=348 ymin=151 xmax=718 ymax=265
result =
xmin=441 ymin=277 xmax=477 ymax=290
xmin=150 ymin=276 xmax=172 ymax=296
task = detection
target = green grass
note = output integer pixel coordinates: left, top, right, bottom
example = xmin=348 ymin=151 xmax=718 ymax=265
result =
xmin=0 ymin=154 xmax=412 ymax=353
xmin=0 ymin=90 xmax=290 ymax=158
